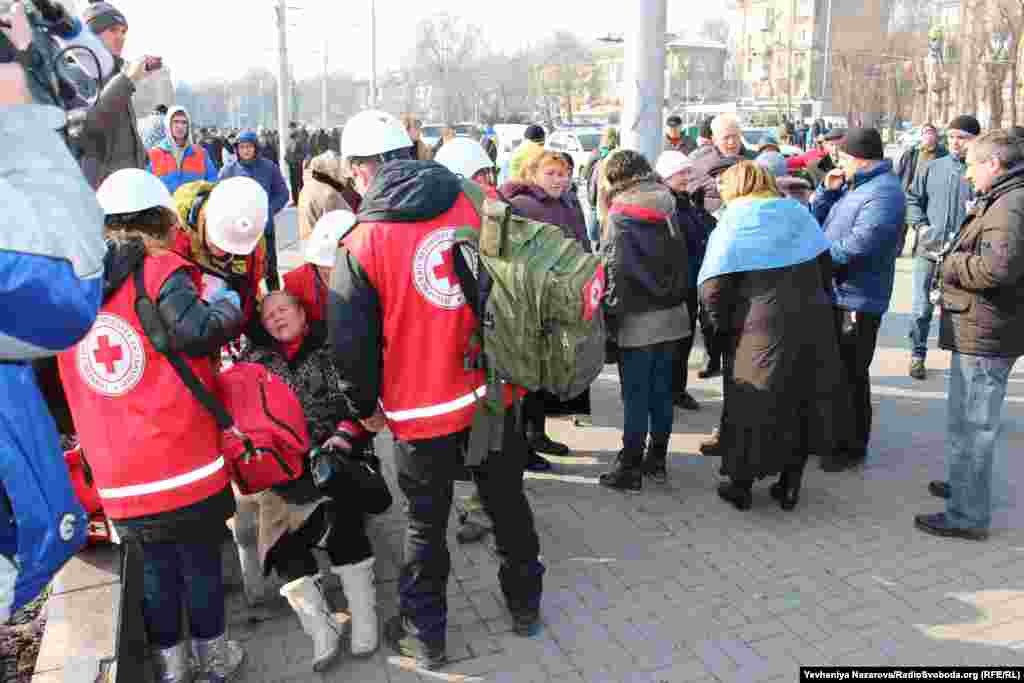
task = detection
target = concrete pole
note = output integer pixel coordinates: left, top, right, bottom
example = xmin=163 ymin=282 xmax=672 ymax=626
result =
xmin=274 ymin=0 xmax=291 ymax=184
xmin=620 ymin=0 xmax=667 ymax=164
xmin=369 ymin=0 xmax=378 ymax=108
xmin=322 ymin=40 xmax=329 ymax=128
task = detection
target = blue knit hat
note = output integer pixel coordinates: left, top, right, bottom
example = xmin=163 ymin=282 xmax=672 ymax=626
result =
xmin=238 ymin=131 xmax=258 ymax=145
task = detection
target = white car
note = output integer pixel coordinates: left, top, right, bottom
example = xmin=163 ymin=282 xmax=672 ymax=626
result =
xmin=546 ymin=127 xmax=602 ymax=178
xmin=493 ymin=124 xmax=528 ymax=168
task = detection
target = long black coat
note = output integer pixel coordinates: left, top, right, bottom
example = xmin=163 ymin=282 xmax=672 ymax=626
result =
xmin=701 ymin=253 xmax=844 ymax=479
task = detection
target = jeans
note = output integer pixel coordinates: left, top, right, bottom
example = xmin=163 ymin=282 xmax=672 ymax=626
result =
xmin=909 ymin=256 xmax=938 ymax=359
xmin=620 ymin=341 xmax=677 ymax=452
xmin=141 ymin=540 xmax=226 ymax=649
xmin=946 ymin=352 xmax=1017 ymax=530
xmin=834 ymin=308 xmax=883 ymax=457
xmin=393 ymin=409 xmax=544 ymax=649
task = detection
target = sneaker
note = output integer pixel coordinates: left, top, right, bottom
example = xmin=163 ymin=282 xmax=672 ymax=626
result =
xmin=383 ymin=616 xmax=447 ymax=671
xmin=527 ymin=435 xmax=570 ymax=456
xmin=909 ymin=358 xmax=927 ymax=380
xmin=914 ymin=512 xmax=988 ymax=541
xmin=928 ymin=480 xmax=951 ymax=499
xmin=525 ymin=451 xmax=553 ymax=472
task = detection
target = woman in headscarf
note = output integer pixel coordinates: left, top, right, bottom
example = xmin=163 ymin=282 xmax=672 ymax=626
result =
xmin=698 ymin=161 xmax=842 ymax=511
xmin=297 ymin=150 xmax=360 ymax=241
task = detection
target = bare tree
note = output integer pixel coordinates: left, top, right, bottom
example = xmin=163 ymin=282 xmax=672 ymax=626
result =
xmin=415 ymin=13 xmax=485 ymax=122
xmin=698 ymin=18 xmax=731 ymax=44
xmin=531 ymin=31 xmax=600 ymax=123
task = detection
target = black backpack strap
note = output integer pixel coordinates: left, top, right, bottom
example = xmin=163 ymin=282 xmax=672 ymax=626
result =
xmin=132 ymin=262 xmax=240 ymax=437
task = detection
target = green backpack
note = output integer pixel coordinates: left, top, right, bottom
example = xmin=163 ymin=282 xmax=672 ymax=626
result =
xmin=453 ymin=181 xmax=607 ymax=404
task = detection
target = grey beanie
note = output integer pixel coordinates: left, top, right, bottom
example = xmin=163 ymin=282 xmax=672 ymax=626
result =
xmin=83 ymin=1 xmax=127 ymax=35
xmin=756 ymin=150 xmax=788 ymax=178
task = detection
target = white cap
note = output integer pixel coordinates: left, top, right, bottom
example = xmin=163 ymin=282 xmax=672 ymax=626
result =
xmin=305 ymin=210 xmax=356 ymax=267
xmin=655 ymin=150 xmax=692 ymax=180
xmin=434 ymin=137 xmax=494 ymax=179
xmin=341 ymin=109 xmax=413 ymax=159
xmin=96 ymin=168 xmax=175 ymax=215
xmin=204 ymin=177 xmax=268 ymax=255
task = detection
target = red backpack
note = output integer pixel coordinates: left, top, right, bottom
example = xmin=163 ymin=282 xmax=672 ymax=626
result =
xmin=216 ymin=362 xmax=310 ymax=495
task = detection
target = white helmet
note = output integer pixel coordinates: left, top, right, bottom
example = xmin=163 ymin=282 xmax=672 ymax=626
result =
xmin=434 ymin=138 xmax=494 ymax=179
xmin=305 ymin=210 xmax=356 ymax=267
xmin=96 ymin=169 xmax=175 ymax=215
xmin=341 ymin=109 xmax=412 ymax=159
xmin=204 ymin=177 xmax=268 ymax=255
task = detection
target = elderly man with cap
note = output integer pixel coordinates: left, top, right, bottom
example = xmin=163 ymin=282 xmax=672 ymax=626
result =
xmin=811 ymin=128 xmax=906 ymax=471
xmin=665 ymin=115 xmax=694 ymax=154
xmin=71 ymin=1 xmax=162 ymax=188
xmin=905 ymin=115 xmax=979 ymax=380
xmin=688 ymin=114 xmax=757 ymax=217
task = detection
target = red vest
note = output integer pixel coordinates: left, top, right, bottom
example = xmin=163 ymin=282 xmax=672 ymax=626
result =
xmin=283 ymin=263 xmax=326 ymax=323
xmin=343 ymin=192 xmax=487 ymax=441
xmin=57 ymin=252 xmax=229 ymax=520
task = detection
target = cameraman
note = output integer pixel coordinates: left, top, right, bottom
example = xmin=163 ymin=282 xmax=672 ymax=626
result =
xmin=72 ymin=0 xmax=161 ymax=188
xmin=0 ymin=2 xmax=106 ymax=621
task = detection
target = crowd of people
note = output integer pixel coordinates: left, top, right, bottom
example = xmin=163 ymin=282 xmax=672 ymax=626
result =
xmin=3 ymin=0 xmax=1023 ymax=680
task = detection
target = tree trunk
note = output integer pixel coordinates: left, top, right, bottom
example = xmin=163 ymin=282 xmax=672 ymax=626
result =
xmin=1011 ymin=33 xmax=1020 ymax=126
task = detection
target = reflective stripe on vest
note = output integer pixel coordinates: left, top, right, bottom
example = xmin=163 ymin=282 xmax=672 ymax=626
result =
xmin=98 ymin=456 xmax=224 ymax=499
xmin=382 ymin=385 xmax=487 ymax=422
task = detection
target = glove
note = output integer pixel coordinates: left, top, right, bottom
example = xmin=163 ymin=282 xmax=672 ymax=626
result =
xmin=208 ymin=288 xmax=240 ymax=309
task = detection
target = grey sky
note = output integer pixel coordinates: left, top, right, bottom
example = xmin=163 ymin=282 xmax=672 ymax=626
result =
xmin=106 ymin=0 xmax=729 ymax=84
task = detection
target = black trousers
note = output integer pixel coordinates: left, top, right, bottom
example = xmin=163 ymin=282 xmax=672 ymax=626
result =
xmin=393 ymin=410 xmax=544 ymax=649
xmin=522 ymin=391 xmax=547 ymax=437
xmin=833 ymin=307 xmax=883 ymax=457
xmin=288 ymin=161 xmax=304 ymax=203
xmin=672 ymin=290 xmax=700 ymax=396
xmin=264 ymin=227 xmax=279 ymax=291
xmin=266 ymin=500 xmax=374 ymax=583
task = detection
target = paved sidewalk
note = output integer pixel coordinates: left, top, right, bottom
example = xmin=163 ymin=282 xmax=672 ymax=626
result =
xmin=232 ymin=254 xmax=1024 ymax=682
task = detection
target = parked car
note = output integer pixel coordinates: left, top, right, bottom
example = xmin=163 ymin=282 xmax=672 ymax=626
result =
xmin=546 ymin=127 xmax=602 ymax=178
xmin=454 ymin=122 xmax=483 ymax=138
xmin=493 ymin=123 xmax=528 ymax=169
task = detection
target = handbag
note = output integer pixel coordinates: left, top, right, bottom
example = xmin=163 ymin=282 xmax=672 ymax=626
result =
xmin=133 ymin=264 xmax=305 ymax=495
xmin=309 ymin=444 xmax=392 ymax=515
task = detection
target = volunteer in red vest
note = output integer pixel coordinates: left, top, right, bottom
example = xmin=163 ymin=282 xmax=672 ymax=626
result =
xmin=57 ymin=169 xmax=246 ymax=683
xmin=327 ymin=110 xmax=545 ymax=670
xmin=172 ymin=178 xmax=269 ymax=328
xmin=433 ymin=136 xmax=498 ymax=198
xmin=284 ymin=209 xmax=355 ymax=323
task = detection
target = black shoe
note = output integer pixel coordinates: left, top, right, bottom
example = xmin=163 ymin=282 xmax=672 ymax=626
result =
xmin=769 ymin=474 xmax=801 ymax=511
xmin=525 ymin=450 xmax=553 ymax=472
xmin=383 ymin=616 xmax=447 ymax=670
xmin=528 ymin=434 xmax=570 ymax=456
xmin=673 ymin=391 xmax=701 ymax=411
xmin=599 ymin=454 xmax=642 ymax=491
xmin=928 ymin=480 xmax=951 ymax=499
xmin=909 ymin=358 xmax=927 ymax=380
xmin=699 ymin=427 xmax=721 ymax=456
xmin=641 ymin=439 xmax=669 ymax=483
xmin=697 ymin=361 xmax=721 ymax=379
xmin=512 ymin=609 xmax=542 ymax=637
xmin=914 ymin=512 xmax=989 ymax=541
xmin=717 ymin=481 xmax=752 ymax=510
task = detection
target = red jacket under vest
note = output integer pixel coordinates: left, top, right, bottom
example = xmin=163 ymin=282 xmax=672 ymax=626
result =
xmin=283 ymin=263 xmax=327 ymax=323
xmin=172 ymin=228 xmax=266 ymax=326
xmin=58 ymin=251 xmax=230 ymax=520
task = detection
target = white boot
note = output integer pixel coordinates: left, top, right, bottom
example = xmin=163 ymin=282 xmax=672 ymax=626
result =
xmin=230 ymin=496 xmax=265 ymax=606
xmin=192 ymin=634 xmax=245 ymax=683
xmin=333 ymin=557 xmax=378 ymax=656
xmin=152 ymin=641 xmax=192 ymax=683
xmin=279 ymin=574 xmax=342 ymax=672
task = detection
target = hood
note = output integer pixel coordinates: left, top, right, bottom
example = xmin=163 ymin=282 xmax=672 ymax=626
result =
xmin=609 ymin=181 xmax=677 ymax=229
xmin=307 ymin=151 xmax=345 ymax=183
xmin=161 ymin=106 xmax=192 ymax=148
xmin=102 ymin=237 xmax=147 ymax=301
xmin=981 ymin=161 xmax=1024 ymax=204
xmin=357 ymin=161 xmax=463 ymax=224
xmin=498 ymin=181 xmax=549 ymax=203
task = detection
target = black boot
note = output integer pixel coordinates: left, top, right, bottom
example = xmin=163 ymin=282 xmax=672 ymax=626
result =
xmin=769 ymin=467 xmax=802 ymax=511
xmin=717 ymin=479 xmax=753 ymax=510
xmin=641 ymin=436 xmax=669 ymax=483
xmin=599 ymin=448 xmax=642 ymax=491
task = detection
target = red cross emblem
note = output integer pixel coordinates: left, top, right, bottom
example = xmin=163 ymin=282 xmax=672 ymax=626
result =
xmin=93 ymin=335 xmax=124 ymax=375
xmin=432 ymin=247 xmax=456 ymax=287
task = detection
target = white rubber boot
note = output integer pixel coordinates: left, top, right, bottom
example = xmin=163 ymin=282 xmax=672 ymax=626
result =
xmin=192 ymin=634 xmax=245 ymax=683
xmin=332 ymin=557 xmax=378 ymax=656
xmin=230 ymin=494 xmax=265 ymax=607
xmin=279 ymin=575 xmax=342 ymax=672
xmin=152 ymin=641 xmax=192 ymax=683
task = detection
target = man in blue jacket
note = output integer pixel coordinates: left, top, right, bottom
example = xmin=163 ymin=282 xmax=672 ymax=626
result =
xmin=0 ymin=53 xmax=105 ymax=620
xmin=904 ymin=115 xmax=979 ymax=380
xmin=220 ymin=130 xmax=290 ymax=289
xmin=812 ymin=128 xmax=906 ymax=471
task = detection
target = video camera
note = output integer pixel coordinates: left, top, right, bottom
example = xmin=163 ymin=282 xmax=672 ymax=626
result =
xmin=0 ymin=0 xmax=103 ymax=109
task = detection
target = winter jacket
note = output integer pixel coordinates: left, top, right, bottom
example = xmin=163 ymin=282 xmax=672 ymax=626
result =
xmin=147 ymin=107 xmax=218 ymax=195
xmin=298 ymin=157 xmax=356 ymax=240
xmin=905 ymin=154 xmax=973 ymax=256
xmin=69 ymin=58 xmax=148 ymax=189
xmin=328 ymin=161 xmax=487 ymax=441
xmin=670 ymin=189 xmax=717 ymax=290
xmin=896 ymin=143 xmax=948 ymax=192
xmin=499 ymin=181 xmax=591 ymax=251
xmin=59 ymin=242 xmax=242 ymax=543
xmin=219 ymin=157 xmax=290 ymax=235
xmin=812 ymin=159 xmax=906 ymax=314
xmin=0 ymin=105 xmax=105 ymax=621
xmin=602 ymin=179 xmax=690 ymax=347
xmin=938 ymin=163 xmax=1024 ymax=358
xmin=286 ymin=130 xmax=309 ymax=164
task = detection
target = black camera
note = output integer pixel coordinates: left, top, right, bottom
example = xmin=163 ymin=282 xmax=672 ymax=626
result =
xmin=0 ymin=1 xmax=90 ymax=108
